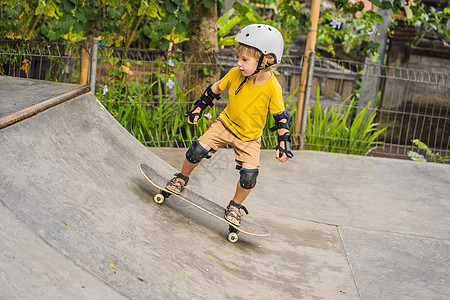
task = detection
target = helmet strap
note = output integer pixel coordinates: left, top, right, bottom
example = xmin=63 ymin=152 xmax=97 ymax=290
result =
xmin=235 ymin=77 xmax=247 ymax=95
xmin=235 ymin=50 xmax=264 ymax=95
xmin=251 ymin=51 xmax=265 ymax=76
xmin=235 ymin=50 xmax=276 ymax=95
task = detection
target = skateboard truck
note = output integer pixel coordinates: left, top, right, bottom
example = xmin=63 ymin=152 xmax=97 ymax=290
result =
xmin=154 ymin=190 xmax=171 ymax=204
xmin=227 ymin=226 xmax=239 ymax=243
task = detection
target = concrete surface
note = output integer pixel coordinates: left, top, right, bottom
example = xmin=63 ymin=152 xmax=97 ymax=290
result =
xmin=0 ymin=76 xmax=449 ymax=299
xmin=0 ymin=76 xmax=77 ymax=118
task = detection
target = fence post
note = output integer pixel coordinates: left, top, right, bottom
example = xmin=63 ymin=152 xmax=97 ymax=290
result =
xmin=80 ymin=46 xmax=90 ymax=85
xmin=358 ymin=2 xmax=392 ymax=115
xmin=300 ymin=52 xmax=316 ymax=150
xmin=90 ymin=37 xmax=99 ymax=94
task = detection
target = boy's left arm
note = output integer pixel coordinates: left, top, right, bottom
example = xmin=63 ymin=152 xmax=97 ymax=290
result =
xmin=271 ymin=111 xmax=294 ymax=162
xmin=185 ymin=81 xmax=222 ymax=124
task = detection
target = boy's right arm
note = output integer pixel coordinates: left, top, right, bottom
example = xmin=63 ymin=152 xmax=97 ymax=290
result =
xmin=210 ymin=81 xmax=222 ymax=95
xmin=186 ymin=81 xmax=222 ymax=124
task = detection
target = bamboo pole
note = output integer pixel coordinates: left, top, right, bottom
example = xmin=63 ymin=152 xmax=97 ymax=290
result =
xmin=79 ymin=45 xmax=90 ymax=86
xmin=293 ymin=0 xmax=322 ymax=147
xmin=300 ymin=52 xmax=316 ymax=149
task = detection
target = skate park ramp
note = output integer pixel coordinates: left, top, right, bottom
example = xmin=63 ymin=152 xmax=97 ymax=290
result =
xmin=1 ymin=75 xmax=449 ymax=299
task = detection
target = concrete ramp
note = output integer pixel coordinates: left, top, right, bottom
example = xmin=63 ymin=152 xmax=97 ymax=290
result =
xmin=1 ymin=76 xmax=449 ymax=299
xmin=1 ymin=76 xmax=353 ymax=299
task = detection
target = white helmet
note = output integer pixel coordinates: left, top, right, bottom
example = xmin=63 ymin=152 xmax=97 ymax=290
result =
xmin=235 ymin=24 xmax=284 ymax=64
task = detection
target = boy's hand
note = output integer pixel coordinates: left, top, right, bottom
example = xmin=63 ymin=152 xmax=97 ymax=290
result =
xmin=186 ymin=82 xmax=222 ymax=124
xmin=275 ymin=127 xmax=293 ymax=162
xmin=276 ymin=143 xmax=290 ymax=163
xmin=187 ymin=107 xmax=201 ymax=124
xmin=187 ymin=117 xmax=199 ymax=124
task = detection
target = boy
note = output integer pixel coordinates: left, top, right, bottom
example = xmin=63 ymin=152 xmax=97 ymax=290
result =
xmin=166 ymin=24 xmax=293 ymax=226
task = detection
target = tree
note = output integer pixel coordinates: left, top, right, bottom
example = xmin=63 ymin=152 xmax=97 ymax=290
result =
xmin=182 ymin=0 xmax=219 ymax=102
xmin=0 ymin=0 xmax=221 ymax=87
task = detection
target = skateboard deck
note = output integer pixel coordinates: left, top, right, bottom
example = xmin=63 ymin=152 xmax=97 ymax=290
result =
xmin=139 ymin=163 xmax=270 ymax=242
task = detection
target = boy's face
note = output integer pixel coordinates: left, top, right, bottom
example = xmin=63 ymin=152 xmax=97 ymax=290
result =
xmin=237 ymin=50 xmax=259 ymax=77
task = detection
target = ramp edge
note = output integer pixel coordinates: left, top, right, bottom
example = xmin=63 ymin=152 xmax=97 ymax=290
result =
xmin=0 ymin=85 xmax=91 ymax=130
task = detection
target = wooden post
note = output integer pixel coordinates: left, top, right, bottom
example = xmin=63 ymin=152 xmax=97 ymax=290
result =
xmin=300 ymin=53 xmax=316 ymax=149
xmin=79 ymin=41 xmax=91 ymax=86
xmin=293 ymin=0 xmax=322 ymax=147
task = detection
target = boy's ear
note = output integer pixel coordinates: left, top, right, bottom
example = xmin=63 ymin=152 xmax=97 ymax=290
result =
xmin=261 ymin=56 xmax=269 ymax=68
xmin=262 ymin=56 xmax=275 ymax=70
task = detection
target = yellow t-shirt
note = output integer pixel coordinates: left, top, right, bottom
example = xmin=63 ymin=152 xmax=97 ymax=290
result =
xmin=218 ymin=67 xmax=285 ymax=141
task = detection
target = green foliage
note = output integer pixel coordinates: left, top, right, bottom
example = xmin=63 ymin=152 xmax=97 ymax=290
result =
xmin=217 ymin=1 xmax=271 ymax=47
xmin=96 ymin=64 xmax=218 ymax=147
xmin=305 ymin=87 xmax=386 ymax=156
xmin=274 ymin=0 xmax=310 ymax=46
xmin=218 ymin=0 xmax=447 ymax=59
xmin=316 ymin=0 xmax=449 ymax=58
xmin=0 ymin=0 xmax=211 ymax=51
xmin=2 ymin=0 xmax=447 ymax=58
xmin=217 ymin=0 xmax=308 ymax=51
xmin=399 ymin=3 xmax=450 ymax=46
xmin=407 ymin=139 xmax=450 ymax=164
xmin=317 ymin=9 xmax=384 ymax=59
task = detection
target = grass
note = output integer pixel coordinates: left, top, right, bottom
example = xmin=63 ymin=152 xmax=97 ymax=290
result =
xmin=305 ymin=88 xmax=386 ymax=155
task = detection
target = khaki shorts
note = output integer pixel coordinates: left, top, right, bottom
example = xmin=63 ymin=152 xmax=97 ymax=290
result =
xmin=198 ymin=119 xmax=261 ymax=168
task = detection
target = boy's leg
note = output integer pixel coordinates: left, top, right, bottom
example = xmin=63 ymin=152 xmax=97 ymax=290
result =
xmin=225 ymin=136 xmax=261 ymax=225
xmin=166 ymin=141 xmax=211 ymax=193
xmin=167 ymin=119 xmax=231 ymax=193
xmin=179 ymin=141 xmax=211 ymax=178
xmin=231 ymin=162 xmax=257 ymax=205
xmin=226 ymin=162 xmax=258 ymax=224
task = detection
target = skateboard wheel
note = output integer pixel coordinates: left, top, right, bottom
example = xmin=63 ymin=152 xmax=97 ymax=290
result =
xmin=227 ymin=232 xmax=239 ymax=243
xmin=153 ymin=193 xmax=165 ymax=204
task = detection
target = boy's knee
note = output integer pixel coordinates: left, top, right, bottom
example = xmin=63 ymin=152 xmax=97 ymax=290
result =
xmin=186 ymin=141 xmax=210 ymax=164
xmin=239 ymin=168 xmax=259 ymax=189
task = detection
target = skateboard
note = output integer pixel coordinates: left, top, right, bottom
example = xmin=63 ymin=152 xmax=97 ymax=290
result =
xmin=139 ymin=163 xmax=270 ymax=243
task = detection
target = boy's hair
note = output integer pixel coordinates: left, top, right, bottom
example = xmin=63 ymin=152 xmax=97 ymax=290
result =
xmin=236 ymin=42 xmax=276 ymax=72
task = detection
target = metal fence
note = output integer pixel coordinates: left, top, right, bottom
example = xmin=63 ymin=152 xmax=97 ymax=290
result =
xmin=306 ymin=58 xmax=450 ymax=158
xmin=0 ymin=39 xmax=88 ymax=83
xmin=1 ymin=39 xmax=449 ymax=160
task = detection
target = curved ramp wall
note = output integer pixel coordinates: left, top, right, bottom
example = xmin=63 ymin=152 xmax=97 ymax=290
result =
xmin=1 ymin=77 xmax=325 ymax=299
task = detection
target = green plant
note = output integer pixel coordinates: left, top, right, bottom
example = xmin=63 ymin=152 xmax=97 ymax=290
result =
xmin=321 ymin=1 xmax=450 ymax=59
xmin=217 ymin=1 xmax=272 ymax=47
xmin=0 ymin=0 xmax=213 ymax=51
xmin=317 ymin=9 xmax=385 ymax=59
xmin=397 ymin=3 xmax=450 ymax=46
xmin=96 ymin=65 xmax=219 ymax=147
xmin=407 ymin=139 xmax=450 ymax=163
xmin=305 ymin=87 xmax=386 ymax=155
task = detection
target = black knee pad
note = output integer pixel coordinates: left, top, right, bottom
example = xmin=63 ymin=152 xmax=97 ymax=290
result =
xmin=239 ymin=168 xmax=259 ymax=189
xmin=186 ymin=141 xmax=210 ymax=164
